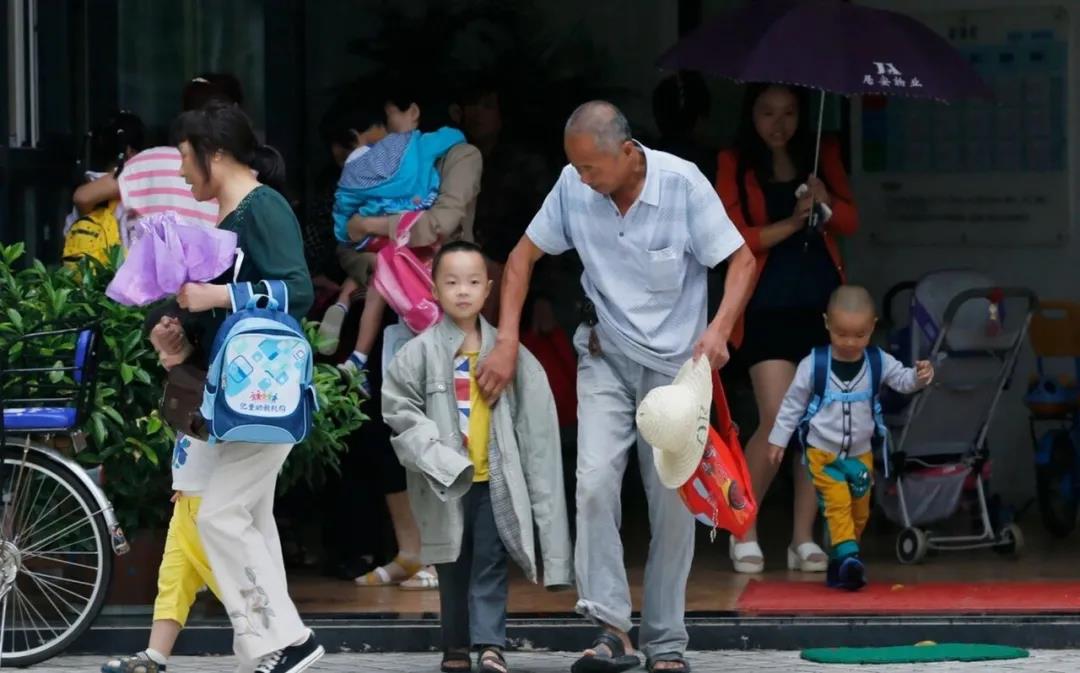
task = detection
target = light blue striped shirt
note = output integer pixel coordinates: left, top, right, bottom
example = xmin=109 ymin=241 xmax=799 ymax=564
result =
xmin=526 ymin=143 xmax=744 ymax=376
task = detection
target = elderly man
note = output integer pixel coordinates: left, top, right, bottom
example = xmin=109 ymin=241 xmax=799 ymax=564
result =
xmin=477 ymin=101 xmax=755 ymax=673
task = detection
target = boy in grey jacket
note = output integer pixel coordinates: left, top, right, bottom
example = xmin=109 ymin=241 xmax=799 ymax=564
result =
xmin=768 ymin=286 xmax=933 ymax=590
xmin=382 ymin=241 xmax=572 ymax=673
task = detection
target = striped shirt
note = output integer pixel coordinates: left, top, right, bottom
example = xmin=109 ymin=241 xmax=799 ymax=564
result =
xmin=454 ymin=352 xmax=491 ymax=482
xmin=118 ymin=146 xmax=219 ymax=227
xmin=525 ymin=142 xmax=744 ymax=376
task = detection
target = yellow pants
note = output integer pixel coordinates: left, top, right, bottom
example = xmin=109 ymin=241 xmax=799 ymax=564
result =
xmin=152 ymin=495 xmax=221 ymax=625
xmin=806 ymin=448 xmax=874 ymax=554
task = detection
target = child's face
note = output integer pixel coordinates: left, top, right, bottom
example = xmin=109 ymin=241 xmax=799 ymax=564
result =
xmin=433 ymin=251 xmax=492 ymax=324
xmin=385 ymin=102 xmax=420 ymax=134
xmin=825 ymin=308 xmax=877 ymax=362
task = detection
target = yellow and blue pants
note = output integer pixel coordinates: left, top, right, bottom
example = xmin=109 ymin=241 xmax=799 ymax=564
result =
xmin=152 ymin=495 xmax=221 ymax=625
xmin=805 ymin=448 xmax=874 ymax=559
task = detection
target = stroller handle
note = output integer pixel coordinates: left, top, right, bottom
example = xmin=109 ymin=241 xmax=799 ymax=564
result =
xmin=882 ymin=281 xmax=917 ymax=327
xmin=941 ymin=287 xmax=1039 ymax=328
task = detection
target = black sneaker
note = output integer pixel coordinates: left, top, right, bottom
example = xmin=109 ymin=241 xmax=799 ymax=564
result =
xmin=254 ymin=634 xmax=325 ymax=673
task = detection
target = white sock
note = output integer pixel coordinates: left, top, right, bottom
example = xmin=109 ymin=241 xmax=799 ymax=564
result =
xmin=350 ymin=351 xmax=368 ymax=366
xmin=143 ymin=648 xmax=168 ymax=665
xmin=290 ymin=629 xmax=312 ymax=647
xmin=334 ymin=302 xmax=347 ymax=311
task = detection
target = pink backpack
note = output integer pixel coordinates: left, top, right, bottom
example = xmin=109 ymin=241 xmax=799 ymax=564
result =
xmin=372 ymin=211 xmax=442 ymax=333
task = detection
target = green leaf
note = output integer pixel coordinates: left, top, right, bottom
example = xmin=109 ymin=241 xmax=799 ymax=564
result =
xmin=147 ymin=416 xmax=163 ymax=434
xmin=5 ymin=309 xmax=22 ymax=332
xmin=100 ymin=405 xmax=125 ymax=427
xmin=48 ymin=360 xmax=65 ymax=384
xmin=134 ymin=368 xmax=153 ymax=385
xmin=90 ymin=413 xmax=107 ymax=447
xmin=120 ymin=363 xmax=134 ymax=385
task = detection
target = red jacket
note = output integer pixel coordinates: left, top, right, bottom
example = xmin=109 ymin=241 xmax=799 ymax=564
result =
xmin=715 ymin=136 xmax=859 ymax=348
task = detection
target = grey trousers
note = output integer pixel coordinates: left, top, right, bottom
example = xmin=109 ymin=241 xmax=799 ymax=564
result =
xmin=572 ymin=325 xmax=695 ymax=659
xmin=436 ymin=482 xmax=510 ymax=649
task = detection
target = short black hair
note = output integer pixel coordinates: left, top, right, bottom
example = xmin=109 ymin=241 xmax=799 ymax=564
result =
xmin=432 ymin=240 xmax=486 ymax=279
xmin=181 ymin=73 xmax=245 ymax=112
xmin=318 ymin=91 xmax=385 ymax=149
xmin=89 ymin=110 xmax=145 ymax=172
xmin=652 ymin=71 xmax=711 ymax=140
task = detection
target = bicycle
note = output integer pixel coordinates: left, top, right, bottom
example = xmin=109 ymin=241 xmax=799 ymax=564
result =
xmin=0 ymin=324 xmax=129 ymax=666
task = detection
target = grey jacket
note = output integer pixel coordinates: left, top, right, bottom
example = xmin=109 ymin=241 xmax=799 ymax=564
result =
xmin=770 ymin=350 xmax=924 ymax=456
xmin=381 ymin=316 xmax=573 ymax=588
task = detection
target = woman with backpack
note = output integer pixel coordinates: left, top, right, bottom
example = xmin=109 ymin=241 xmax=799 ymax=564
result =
xmin=163 ymin=101 xmax=321 ymax=673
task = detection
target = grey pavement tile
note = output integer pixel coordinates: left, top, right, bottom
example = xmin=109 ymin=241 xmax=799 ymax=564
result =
xmin=22 ymin=650 xmax=1080 ymax=673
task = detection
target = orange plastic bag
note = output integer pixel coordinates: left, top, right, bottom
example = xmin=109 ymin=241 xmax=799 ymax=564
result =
xmin=678 ymin=371 xmax=758 ymax=539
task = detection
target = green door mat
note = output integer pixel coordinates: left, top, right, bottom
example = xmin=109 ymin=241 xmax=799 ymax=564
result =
xmin=802 ymin=643 xmax=1029 ymax=664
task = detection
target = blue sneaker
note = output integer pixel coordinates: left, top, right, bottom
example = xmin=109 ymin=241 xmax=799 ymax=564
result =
xmin=826 ymin=559 xmax=842 ymax=588
xmin=837 ymin=555 xmax=867 ymax=591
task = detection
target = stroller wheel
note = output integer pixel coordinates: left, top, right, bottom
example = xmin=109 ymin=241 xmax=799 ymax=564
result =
xmin=896 ymin=527 xmax=928 ymax=564
xmin=994 ymin=523 xmax=1024 ymax=557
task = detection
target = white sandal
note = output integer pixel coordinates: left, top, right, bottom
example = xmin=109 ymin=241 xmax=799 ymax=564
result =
xmin=399 ymin=567 xmax=439 ymax=591
xmin=729 ymin=537 xmax=765 ymax=574
xmin=786 ymin=542 xmax=828 ymax=573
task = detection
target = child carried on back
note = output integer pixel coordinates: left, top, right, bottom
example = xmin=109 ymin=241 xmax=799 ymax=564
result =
xmin=317 ymin=97 xmax=464 ymax=397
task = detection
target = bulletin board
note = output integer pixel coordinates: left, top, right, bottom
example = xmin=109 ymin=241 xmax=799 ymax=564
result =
xmin=853 ymin=4 xmax=1071 ymax=247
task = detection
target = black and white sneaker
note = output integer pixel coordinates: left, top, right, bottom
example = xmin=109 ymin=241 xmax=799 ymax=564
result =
xmin=254 ymin=634 xmax=325 ymax=673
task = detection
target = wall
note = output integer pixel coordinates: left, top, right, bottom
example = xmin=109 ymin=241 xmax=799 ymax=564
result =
xmin=849 ymin=0 xmax=1080 ymax=502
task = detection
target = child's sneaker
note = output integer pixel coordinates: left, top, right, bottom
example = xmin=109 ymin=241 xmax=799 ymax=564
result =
xmin=253 ymin=632 xmax=324 ymax=673
xmin=337 ymin=355 xmax=372 ymax=398
xmin=837 ymin=555 xmax=867 ymax=591
xmin=317 ymin=303 xmax=347 ymax=355
xmin=101 ymin=652 xmax=166 ymax=672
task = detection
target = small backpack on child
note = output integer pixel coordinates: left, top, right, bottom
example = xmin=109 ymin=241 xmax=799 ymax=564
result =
xmin=797 ymin=346 xmax=891 ymax=481
xmin=200 ymin=280 xmax=317 ymax=444
xmin=63 ymin=200 xmax=122 ymax=268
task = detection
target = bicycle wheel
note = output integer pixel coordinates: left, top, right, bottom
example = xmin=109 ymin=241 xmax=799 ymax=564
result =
xmin=0 ymin=445 xmax=112 ymax=666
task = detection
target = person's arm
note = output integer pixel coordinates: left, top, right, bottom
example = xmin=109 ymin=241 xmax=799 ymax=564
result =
xmin=476 ymin=170 xmax=573 ymax=401
xmin=882 ymin=352 xmax=932 ymax=394
xmin=382 ymin=342 xmax=474 ymax=500
xmin=715 ymin=150 xmax=806 ymax=252
xmin=766 ymin=356 xmax=814 ymax=459
xmin=687 ymin=172 xmax=757 ymax=367
xmin=346 ymin=144 xmax=483 ymax=247
xmin=73 ymin=174 xmax=120 ymax=215
xmin=178 ymin=192 xmax=314 ymax=318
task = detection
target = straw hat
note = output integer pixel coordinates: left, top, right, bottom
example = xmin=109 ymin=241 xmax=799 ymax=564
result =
xmin=637 ymin=357 xmax=713 ymax=489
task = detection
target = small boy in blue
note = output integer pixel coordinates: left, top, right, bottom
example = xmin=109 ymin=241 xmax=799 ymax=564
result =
xmin=768 ymin=285 xmax=933 ymax=590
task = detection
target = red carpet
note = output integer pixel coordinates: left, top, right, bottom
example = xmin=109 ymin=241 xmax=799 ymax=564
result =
xmin=737 ymin=580 xmax=1080 ymax=614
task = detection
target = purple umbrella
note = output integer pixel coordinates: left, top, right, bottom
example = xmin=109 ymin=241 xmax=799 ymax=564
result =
xmin=658 ymin=0 xmax=992 ymax=205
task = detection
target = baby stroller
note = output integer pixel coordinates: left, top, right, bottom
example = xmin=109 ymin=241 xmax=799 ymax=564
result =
xmin=1024 ymin=301 xmax=1080 ymax=538
xmin=876 ymin=270 xmax=1037 ymax=564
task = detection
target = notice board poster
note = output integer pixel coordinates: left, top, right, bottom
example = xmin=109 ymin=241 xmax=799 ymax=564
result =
xmin=855 ymin=5 xmax=1070 ymax=247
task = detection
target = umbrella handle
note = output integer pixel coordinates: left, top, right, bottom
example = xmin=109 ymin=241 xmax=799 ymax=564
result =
xmin=811 ymin=88 xmax=825 ymax=178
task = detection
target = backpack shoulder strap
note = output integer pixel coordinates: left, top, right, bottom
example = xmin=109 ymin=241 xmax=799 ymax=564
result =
xmin=798 ymin=346 xmax=832 ymax=450
xmin=867 ymin=346 xmax=884 ymax=398
xmin=811 ymin=345 xmax=831 ymax=401
xmin=259 ymin=280 xmax=290 ymax=314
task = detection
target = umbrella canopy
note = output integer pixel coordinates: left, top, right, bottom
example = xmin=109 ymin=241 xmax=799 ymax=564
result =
xmin=658 ymin=0 xmax=992 ymax=102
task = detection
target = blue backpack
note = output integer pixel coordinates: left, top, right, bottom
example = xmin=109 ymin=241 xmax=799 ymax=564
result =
xmin=200 ymin=280 xmax=316 ymax=444
xmin=797 ymin=346 xmax=892 ymax=478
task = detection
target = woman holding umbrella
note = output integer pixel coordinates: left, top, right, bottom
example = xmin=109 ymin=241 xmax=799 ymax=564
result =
xmin=716 ymin=83 xmax=859 ymax=574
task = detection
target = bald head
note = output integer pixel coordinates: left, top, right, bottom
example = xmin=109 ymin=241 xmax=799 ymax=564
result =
xmin=828 ymin=285 xmax=876 ymax=317
xmin=565 ymin=101 xmax=632 ymax=154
